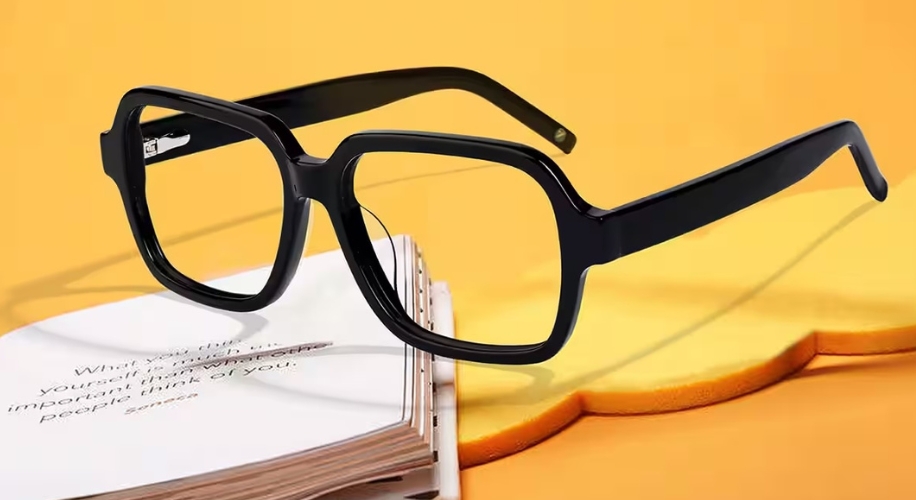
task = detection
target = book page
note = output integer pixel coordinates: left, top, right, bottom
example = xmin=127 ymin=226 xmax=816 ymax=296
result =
xmin=318 ymin=280 xmax=460 ymax=500
xmin=325 ymin=467 xmax=440 ymax=500
xmin=0 ymin=236 xmax=416 ymax=500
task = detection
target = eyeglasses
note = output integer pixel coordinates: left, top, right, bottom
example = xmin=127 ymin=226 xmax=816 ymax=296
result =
xmin=100 ymin=67 xmax=888 ymax=365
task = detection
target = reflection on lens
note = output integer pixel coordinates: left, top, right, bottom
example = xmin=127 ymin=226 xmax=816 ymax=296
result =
xmin=354 ymin=152 xmax=562 ymax=346
xmin=142 ymin=106 xmax=285 ymax=295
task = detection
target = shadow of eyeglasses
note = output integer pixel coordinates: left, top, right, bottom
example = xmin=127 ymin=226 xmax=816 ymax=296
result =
xmin=0 ymin=158 xmax=560 ymax=410
xmin=0 ymin=155 xmax=881 ymax=413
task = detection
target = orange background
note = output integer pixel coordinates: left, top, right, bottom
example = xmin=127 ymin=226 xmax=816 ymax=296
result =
xmin=463 ymin=352 xmax=916 ymax=500
xmin=2 ymin=1 xmax=915 ymax=499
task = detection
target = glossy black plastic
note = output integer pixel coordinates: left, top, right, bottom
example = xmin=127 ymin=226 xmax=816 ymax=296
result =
xmin=100 ymin=67 xmax=888 ymax=365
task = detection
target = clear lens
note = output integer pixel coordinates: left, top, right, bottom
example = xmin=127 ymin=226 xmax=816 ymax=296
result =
xmin=353 ymin=151 xmax=562 ymax=346
xmin=141 ymin=106 xmax=285 ymax=295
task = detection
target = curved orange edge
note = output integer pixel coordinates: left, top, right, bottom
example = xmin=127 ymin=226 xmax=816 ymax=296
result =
xmin=457 ymin=325 xmax=916 ymax=468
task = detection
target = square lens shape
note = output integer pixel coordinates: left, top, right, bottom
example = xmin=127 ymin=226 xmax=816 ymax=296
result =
xmin=140 ymin=106 xmax=285 ymax=296
xmin=352 ymin=151 xmax=562 ymax=346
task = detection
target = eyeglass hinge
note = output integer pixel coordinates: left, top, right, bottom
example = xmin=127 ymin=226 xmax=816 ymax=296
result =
xmin=143 ymin=131 xmax=191 ymax=159
xmin=593 ymin=213 xmax=623 ymax=264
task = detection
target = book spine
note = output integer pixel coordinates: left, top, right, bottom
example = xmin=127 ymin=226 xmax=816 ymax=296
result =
xmin=429 ymin=282 xmax=455 ymax=386
xmin=430 ymin=282 xmax=459 ymax=500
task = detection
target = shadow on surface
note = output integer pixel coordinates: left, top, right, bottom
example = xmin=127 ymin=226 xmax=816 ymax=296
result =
xmin=459 ymin=199 xmax=880 ymax=409
xmin=0 ymin=157 xmax=884 ymax=412
xmin=791 ymin=351 xmax=916 ymax=380
xmin=0 ymin=159 xmax=553 ymax=410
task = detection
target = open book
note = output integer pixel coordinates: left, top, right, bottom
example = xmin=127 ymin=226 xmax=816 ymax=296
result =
xmin=0 ymin=235 xmax=459 ymax=500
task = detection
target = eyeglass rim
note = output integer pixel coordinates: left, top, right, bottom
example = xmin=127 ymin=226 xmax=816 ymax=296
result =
xmin=100 ymin=86 xmax=590 ymax=365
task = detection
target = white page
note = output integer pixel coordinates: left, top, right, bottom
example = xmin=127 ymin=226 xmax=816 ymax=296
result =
xmin=324 ymin=281 xmax=460 ymax=500
xmin=0 ymin=236 xmax=415 ymax=500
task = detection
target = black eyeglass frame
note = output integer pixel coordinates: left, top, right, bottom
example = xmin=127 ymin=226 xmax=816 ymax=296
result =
xmin=100 ymin=67 xmax=888 ymax=365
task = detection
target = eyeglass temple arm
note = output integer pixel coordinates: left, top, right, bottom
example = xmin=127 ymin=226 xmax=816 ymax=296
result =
xmin=596 ymin=120 xmax=888 ymax=262
xmin=139 ymin=67 xmax=577 ymax=165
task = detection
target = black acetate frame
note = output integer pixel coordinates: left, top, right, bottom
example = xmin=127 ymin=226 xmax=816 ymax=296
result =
xmin=100 ymin=67 xmax=888 ymax=365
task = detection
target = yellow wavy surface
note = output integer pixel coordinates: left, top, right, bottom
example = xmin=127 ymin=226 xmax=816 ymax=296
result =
xmin=455 ymin=173 xmax=916 ymax=466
